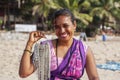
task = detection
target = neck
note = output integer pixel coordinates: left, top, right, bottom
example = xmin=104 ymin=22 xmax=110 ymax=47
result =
xmin=57 ymin=38 xmax=73 ymax=47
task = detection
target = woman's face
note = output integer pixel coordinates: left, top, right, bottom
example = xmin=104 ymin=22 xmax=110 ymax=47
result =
xmin=53 ymin=15 xmax=76 ymax=41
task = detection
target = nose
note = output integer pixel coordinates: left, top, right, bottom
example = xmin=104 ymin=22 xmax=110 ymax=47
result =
xmin=60 ymin=27 xmax=65 ymax=33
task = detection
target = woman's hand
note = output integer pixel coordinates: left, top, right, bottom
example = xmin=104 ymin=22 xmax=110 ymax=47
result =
xmin=19 ymin=31 xmax=46 ymax=78
xmin=27 ymin=31 xmax=46 ymax=46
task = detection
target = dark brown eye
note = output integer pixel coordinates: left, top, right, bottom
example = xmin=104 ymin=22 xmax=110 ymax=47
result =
xmin=63 ymin=24 xmax=69 ymax=28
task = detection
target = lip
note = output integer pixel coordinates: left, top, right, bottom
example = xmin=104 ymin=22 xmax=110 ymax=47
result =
xmin=60 ymin=33 xmax=67 ymax=38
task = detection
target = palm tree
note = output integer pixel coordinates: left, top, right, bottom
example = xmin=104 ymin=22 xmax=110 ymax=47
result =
xmin=32 ymin=0 xmax=90 ymax=30
xmin=111 ymin=1 xmax=120 ymax=30
xmin=49 ymin=0 xmax=92 ymax=25
xmin=0 ymin=0 xmax=18 ymax=30
xmin=32 ymin=0 xmax=53 ymax=31
xmin=32 ymin=0 xmax=120 ymax=31
xmin=90 ymin=0 xmax=118 ymax=30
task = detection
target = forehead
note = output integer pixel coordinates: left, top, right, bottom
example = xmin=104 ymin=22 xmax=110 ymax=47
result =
xmin=54 ymin=15 xmax=72 ymax=25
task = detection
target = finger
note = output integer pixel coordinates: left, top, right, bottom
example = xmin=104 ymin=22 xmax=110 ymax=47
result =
xmin=38 ymin=31 xmax=41 ymax=37
xmin=33 ymin=31 xmax=46 ymax=39
xmin=34 ymin=31 xmax=39 ymax=37
xmin=39 ymin=31 xmax=46 ymax=38
xmin=41 ymin=32 xmax=45 ymax=37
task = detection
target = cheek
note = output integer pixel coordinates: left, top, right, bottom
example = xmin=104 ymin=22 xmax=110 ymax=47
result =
xmin=55 ymin=30 xmax=59 ymax=36
xmin=70 ymin=28 xmax=75 ymax=36
xmin=68 ymin=27 xmax=75 ymax=33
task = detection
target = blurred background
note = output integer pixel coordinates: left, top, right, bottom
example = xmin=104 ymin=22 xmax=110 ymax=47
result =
xmin=0 ymin=0 xmax=120 ymax=36
xmin=0 ymin=0 xmax=120 ymax=80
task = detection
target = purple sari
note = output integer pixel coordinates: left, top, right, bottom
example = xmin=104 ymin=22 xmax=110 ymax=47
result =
xmin=50 ymin=38 xmax=86 ymax=80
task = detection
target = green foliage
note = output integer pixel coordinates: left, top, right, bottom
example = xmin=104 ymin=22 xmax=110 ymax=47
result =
xmin=112 ymin=9 xmax=120 ymax=19
xmin=0 ymin=19 xmax=2 ymax=25
xmin=89 ymin=0 xmax=120 ymax=29
xmin=16 ymin=0 xmax=120 ymax=30
xmin=52 ymin=0 xmax=93 ymax=25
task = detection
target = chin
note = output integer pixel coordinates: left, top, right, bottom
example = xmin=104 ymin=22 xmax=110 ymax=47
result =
xmin=59 ymin=37 xmax=70 ymax=41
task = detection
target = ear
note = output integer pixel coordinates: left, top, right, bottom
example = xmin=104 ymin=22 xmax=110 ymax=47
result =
xmin=73 ymin=20 xmax=76 ymax=30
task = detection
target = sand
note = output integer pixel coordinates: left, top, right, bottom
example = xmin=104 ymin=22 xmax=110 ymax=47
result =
xmin=0 ymin=31 xmax=120 ymax=80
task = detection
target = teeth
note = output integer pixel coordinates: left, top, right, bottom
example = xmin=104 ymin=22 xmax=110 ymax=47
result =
xmin=60 ymin=33 xmax=67 ymax=38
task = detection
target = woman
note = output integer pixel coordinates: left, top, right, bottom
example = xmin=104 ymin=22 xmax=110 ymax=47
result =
xmin=19 ymin=8 xmax=99 ymax=80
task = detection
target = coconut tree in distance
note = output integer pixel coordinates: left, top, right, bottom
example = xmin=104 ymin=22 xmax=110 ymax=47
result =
xmin=77 ymin=0 xmax=120 ymax=37
xmin=20 ymin=0 xmax=53 ymax=31
xmin=111 ymin=1 xmax=120 ymax=30
xmin=49 ymin=0 xmax=93 ymax=26
xmin=89 ymin=0 xmax=119 ymax=30
xmin=32 ymin=0 xmax=120 ymax=32
xmin=32 ymin=0 xmax=93 ymax=31
xmin=0 ymin=0 xmax=18 ymax=30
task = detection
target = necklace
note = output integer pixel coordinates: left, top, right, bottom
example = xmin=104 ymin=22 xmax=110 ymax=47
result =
xmin=55 ymin=39 xmax=73 ymax=68
xmin=56 ymin=39 xmax=59 ymax=67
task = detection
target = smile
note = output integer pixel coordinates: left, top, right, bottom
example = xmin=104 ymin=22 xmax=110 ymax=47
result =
xmin=60 ymin=33 xmax=67 ymax=38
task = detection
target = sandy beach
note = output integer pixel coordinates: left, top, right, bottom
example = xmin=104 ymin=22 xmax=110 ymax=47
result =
xmin=0 ymin=31 xmax=120 ymax=80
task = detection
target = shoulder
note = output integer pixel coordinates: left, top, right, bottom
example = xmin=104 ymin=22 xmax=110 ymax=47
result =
xmin=74 ymin=38 xmax=87 ymax=46
xmin=74 ymin=38 xmax=88 ymax=54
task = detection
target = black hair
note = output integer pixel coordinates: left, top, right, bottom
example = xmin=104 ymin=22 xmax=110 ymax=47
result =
xmin=52 ymin=8 xmax=76 ymax=24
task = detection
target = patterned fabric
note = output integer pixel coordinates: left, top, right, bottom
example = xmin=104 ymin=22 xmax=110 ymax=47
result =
xmin=32 ymin=41 xmax=50 ymax=80
xmin=32 ymin=38 xmax=87 ymax=80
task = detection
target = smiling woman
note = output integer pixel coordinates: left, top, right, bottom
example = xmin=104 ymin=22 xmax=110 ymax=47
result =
xmin=19 ymin=8 xmax=99 ymax=80
xmin=52 ymin=9 xmax=76 ymax=42
xmin=53 ymin=15 xmax=76 ymax=42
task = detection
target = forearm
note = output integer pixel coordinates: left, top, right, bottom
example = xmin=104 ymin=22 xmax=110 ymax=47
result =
xmin=89 ymin=77 xmax=99 ymax=80
xmin=86 ymin=47 xmax=99 ymax=80
xmin=19 ymin=31 xmax=44 ymax=77
xmin=19 ymin=42 xmax=34 ymax=77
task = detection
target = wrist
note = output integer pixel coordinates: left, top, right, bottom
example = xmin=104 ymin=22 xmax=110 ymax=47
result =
xmin=24 ymin=49 xmax=32 ymax=54
xmin=27 ymin=41 xmax=34 ymax=46
xmin=25 ymin=42 xmax=33 ymax=51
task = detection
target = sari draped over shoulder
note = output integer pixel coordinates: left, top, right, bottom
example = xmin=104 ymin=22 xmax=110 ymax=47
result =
xmin=50 ymin=38 xmax=86 ymax=80
xmin=32 ymin=38 xmax=86 ymax=80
